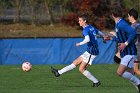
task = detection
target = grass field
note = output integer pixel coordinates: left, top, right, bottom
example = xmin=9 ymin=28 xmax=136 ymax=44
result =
xmin=0 ymin=64 xmax=139 ymax=93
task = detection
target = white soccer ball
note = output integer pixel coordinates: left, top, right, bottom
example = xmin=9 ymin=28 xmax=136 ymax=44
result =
xmin=22 ymin=62 xmax=32 ymax=72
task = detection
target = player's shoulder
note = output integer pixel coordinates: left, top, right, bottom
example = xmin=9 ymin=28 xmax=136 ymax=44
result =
xmin=85 ymin=25 xmax=93 ymax=29
xmin=117 ymin=19 xmax=125 ymax=27
xmin=88 ymin=25 xmax=98 ymax=31
xmin=84 ymin=25 xmax=93 ymax=31
xmin=118 ymin=19 xmax=132 ymax=29
xmin=119 ymin=19 xmax=129 ymax=26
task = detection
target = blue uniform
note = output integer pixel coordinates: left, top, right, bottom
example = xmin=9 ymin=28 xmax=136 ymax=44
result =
xmin=82 ymin=25 xmax=100 ymax=55
xmin=112 ymin=18 xmax=137 ymax=57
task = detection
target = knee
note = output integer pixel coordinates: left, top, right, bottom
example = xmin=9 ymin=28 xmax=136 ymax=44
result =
xmin=134 ymin=70 xmax=140 ymax=75
xmin=134 ymin=67 xmax=139 ymax=73
xmin=79 ymin=67 xmax=85 ymax=73
xmin=134 ymin=69 xmax=137 ymax=73
xmin=117 ymin=71 xmax=123 ymax=77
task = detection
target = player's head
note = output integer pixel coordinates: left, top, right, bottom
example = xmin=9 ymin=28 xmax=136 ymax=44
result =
xmin=78 ymin=14 xmax=88 ymax=27
xmin=128 ymin=8 xmax=138 ymax=21
xmin=111 ymin=6 xmax=122 ymax=19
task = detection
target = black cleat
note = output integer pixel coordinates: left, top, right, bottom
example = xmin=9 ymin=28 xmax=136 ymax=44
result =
xmin=137 ymin=84 xmax=140 ymax=93
xmin=51 ymin=67 xmax=60 ymax=77
xmin=93 ymin=81 xmax=101 ymax=87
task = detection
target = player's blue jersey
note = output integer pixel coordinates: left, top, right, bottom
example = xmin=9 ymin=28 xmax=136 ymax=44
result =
xmin=82 ymin=25 xmax=100 ymax=55
xmin=112 ymin=18 xmax=137 ymax=57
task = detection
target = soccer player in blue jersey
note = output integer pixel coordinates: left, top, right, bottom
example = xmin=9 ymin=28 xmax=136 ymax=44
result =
xmin=51 ymin=14 xmax=104 ymax=87
xmin=128 ymin=8 xmax=140 ymax=75
xmin=104 ymin=6 xmax=140 ymax=92
xmin=112 ymin=8 xmax=140 ymax=75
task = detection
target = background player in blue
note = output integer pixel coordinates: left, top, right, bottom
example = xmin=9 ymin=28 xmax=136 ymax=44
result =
xmin=51 ymin=14 xmax=104 ymax=87
xmin=104 ymin=6 xmax=140 ymax=92
xmin=128 ymin=8 xmax=140 ymax=75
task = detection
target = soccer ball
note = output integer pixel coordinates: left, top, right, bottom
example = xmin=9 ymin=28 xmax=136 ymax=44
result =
xmin=22 ymin=62 xmax=32 ymax=72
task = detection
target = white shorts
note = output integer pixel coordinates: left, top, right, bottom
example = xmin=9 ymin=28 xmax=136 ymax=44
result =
xmin=80 ymin=51 xmax=96 ymax=65
xmin=120 ymin=55 xmax=136 ymax=68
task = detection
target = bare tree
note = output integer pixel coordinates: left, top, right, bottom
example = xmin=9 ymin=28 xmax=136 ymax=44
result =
xmin=11 ymin=0 xmax=23 ymax=23
xmin=0 ymin=1 xmax=4 ymax=21
xmin=0 ymin=0 xmax=12 ymax=22
xmin=27 ymin=0 xmax=38 ymax=25
xmin=43 ymin=0 xmax=55 ymax=26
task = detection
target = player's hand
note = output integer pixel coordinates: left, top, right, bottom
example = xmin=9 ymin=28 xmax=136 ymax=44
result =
xmin=103 ymin=35 xmax=111 ymax=42
xmin=109 ymin=32 xmax=116 ymax=36
xmin=118 ymin=43 xmax=127 ymax=51
xmin=76 ymin=43 xmax=80 ymax=47
xmin=102 ymin=36 xmax=106 ymax=43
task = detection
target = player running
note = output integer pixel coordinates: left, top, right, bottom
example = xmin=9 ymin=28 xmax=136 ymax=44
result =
xmin=104 ymin=6 xmax=140 ymax=92
xmin=51 ymin=14 xmax=105 ymax=87
xmin=128 ymin=8 xmax=140 ymax=75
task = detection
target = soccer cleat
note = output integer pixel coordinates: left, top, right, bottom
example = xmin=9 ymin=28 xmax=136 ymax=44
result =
xmin=93 ymin=81 xmax=101 ymax=87
xmin=137 ymin=84 xmax=140 ymax=93
xmin=51 ymin=67 xmax=60 ymax=77
xmin=130 ymin=81 xmax=139 ymax=91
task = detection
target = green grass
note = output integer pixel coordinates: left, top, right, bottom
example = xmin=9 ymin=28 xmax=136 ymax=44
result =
xmin=0 ymin=64 xmax=139 ymax=93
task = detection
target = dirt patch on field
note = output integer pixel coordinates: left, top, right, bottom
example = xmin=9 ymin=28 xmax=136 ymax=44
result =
xmin=0 ymin=23 xmax=82 ymax=38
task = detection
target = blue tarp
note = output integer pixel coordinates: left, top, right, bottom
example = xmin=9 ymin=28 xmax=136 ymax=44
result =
xmin=0 ymin=38 xmax=116 ymax=65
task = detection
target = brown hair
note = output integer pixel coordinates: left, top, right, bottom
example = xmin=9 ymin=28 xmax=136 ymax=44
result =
xmin=111 ymin=5 xmax=122 ymax=17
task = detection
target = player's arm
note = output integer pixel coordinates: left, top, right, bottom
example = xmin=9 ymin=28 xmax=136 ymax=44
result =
xmin=98 ymin=31 xmax=104 ymax=36
xmin=96 ymin=29 xmax=108 ymax=43
xmin=111 ymin=24 xmax=135 ymax=44
xmin=76 ymin=35 xmax=90 ymax=46
xmin=103 ymin=34 xmax=116 ymax=41
xmin=111 ymin=36 xmax=119 ymax=41
xmin=97 ymin=29 xmax=117 ymax=42
xmin=109 ymin=31 xmax=116 ymax=36
xmin=118 ymin=24 xmax=136 ymax=51
xmin=95 ymin=28 xmax=105 ymax=37
xmin=121 ymin=24 xmax=135 ymax=45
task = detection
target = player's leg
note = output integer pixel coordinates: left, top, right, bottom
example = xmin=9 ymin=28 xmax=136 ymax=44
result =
xmin=114 ymin=55 xmax=121 ymax=64
xmin=134 ymin=61 xmax=140 ymax=75
xmin=114 ymin=51 xmax=121 ymax=64
xmin=122 ymin=70 xmax=140 ymax=92
xmin=79 ymin=51 xmax=100 ymax=87
xmin=118 ymin=55 xmax=140 ymax=92
xmin=135 ymin=46 xmax=140 ymax=75
xmin=56 ymin=51 xmax=93 ymax=76
xmin=117 ymin=64 xmax=126 ymax=76
xmin=79 ymin=62 xmax=100 ymax=87
xmin=51 ymin=56 xmax=83 ymax=77
xmin=58 ymin=56 xmax=83 ymax=74
xmin=134 ymin=46 xmax=140 ymax=75
xmin=117 ymin=55 xmax=135 ymax=76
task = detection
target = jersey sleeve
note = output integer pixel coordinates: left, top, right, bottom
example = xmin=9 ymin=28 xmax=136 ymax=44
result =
xmin=97 ymin=30 xmax=104 ymax=36
xmin=83 ymin=28 xmax=89 ymax=36
xmin=119 ymin=23 xmax=136 ymax=44
xmin=79 ymin=35 xmax=90 ymax=45
xmin=92 ymin=28 xmax=103 ymax=36
xmin=112 ymin=36 xmax=119 ymax=42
